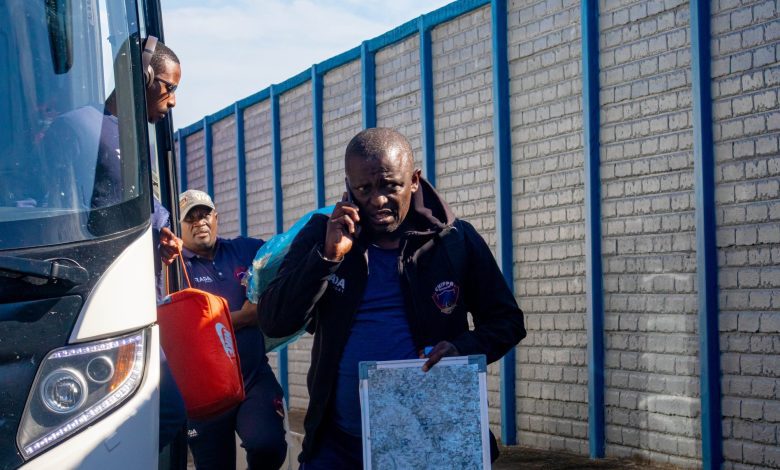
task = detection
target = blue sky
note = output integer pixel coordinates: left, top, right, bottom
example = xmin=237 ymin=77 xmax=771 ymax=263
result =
xmin=161 ymin=0 xmax=452 ymax=128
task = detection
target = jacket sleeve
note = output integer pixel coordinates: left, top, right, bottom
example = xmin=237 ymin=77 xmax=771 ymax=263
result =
xmin=449 ymin=220 xmax=526 ymax=364
xmin=257 ymin=215 xmax=341 ymax=337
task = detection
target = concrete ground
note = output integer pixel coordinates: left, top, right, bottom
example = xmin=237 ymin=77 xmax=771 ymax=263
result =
xmin=186 ymin=409 xmax=681 ymax=470
xmin=492 ymin=447 xmax=681 ymax=470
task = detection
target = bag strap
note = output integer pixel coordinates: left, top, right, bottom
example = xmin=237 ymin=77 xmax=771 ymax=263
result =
xmin=165 ymin=245 xmax=191 ymax=295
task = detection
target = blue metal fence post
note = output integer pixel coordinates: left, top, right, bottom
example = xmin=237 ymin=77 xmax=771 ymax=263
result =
xmin=177 ymin=130 xmax=187 ymax=191
xmin=419 ymin=15 xmax=436 ymax=187
xmin=312 ymin=65 xmax=326 ymax=208
xmin=203 ymin=117 xmax=213 ymax=197
xmin=491 ymin=0 xmax=516 ymax=446
xmin=235 ymin=103 xmax=247 ymax=237
xmin=361 ymin=41 xmax=376 ymax=129
xmin=270 ymin=85 xmax=289 ymax=403
xmin=690 ymin=1 xmax=723 ymax=468
xmin=581 ymin=0 xmax=606 ymax=459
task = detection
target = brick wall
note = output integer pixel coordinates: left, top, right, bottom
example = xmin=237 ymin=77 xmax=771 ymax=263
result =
xmin=712 ymin=1 xmax=780 ymax=468
xmin=599 ymin=1 xmax=702 ymax=466
xmin=211 ymin=115 xmax=239 ymax=238
xmin=509 ymin=0 xmax=588 ymax=455
xmin=376 ymin=35 xmax=424 ymax=167
xmin=176 ymin=2 xmax=780 ymax=466
xmin=244 ymin=101 xmax=275 ymax=241
xmin=184 ymin=130 xmax=205 ymax=192
xmin=323 ymin=61 xmax=363 ymax=204
xmin=280 ymin=83 xmax=315 ymax=230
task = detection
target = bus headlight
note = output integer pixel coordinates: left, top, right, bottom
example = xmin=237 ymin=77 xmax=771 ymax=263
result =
xmin=40 ymin=369 xmax=88 ymax=413
xmin=17 ymin=329 xmax=148 ymax=460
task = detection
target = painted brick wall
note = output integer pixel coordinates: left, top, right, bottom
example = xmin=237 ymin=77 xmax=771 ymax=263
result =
xmin=376 ymin=35 xmax=424 ymax=168
xmin=176 ymin=2 xmax=780 ymax=466
xmin=431 ymin=5 xmax=503 ymax=433
xmin=599 ymin=1 xmax=701 ymax=466
xmin=280 ymin=83 xmax=315 ymax=230
xmin=433 ymin=6 xmax=497 ymax=248
xmin=244 ymin=101 xmax=275 ymax=241
xmin=211 ymin=115 xmax=239 ymax=238
xmin=323 ymin=61 xmax=363 ymax=204
xmin=184 ymin=130 xmax=205 ymax=192
xmin=711 ymin=1 xmax=780 ymax=468
xmin=509 ymin=0 xmax=588 ymax=455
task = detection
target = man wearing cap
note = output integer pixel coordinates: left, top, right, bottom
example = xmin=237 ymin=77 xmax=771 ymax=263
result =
xmin=175 ymin=189 xmax=287 ymax=470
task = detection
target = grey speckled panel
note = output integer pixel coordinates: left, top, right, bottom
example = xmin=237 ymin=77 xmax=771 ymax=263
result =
xmin=360 ymin=356 xmax=488 ymax=469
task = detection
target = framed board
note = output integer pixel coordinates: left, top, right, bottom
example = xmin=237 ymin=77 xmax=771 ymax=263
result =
xmin=359 ymin=355 xmax=489 ymax=469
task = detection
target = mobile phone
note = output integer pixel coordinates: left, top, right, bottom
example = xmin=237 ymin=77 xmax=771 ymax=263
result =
xmin=344 ymin=179 xmax=355 ymax=204
xmin=344 ymin=180 xmax=360 ymax=233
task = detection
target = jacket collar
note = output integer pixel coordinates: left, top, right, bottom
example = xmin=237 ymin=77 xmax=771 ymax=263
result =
xmin=403 ymin=177 xmax=456 ymax=237
xmin=354 ymin=176 xmax=456 ymax=248
xmin=358 ymin=177 xmax=455 ymax=251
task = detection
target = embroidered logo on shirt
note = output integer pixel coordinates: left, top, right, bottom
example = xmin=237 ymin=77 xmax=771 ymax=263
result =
xmin=234 ymin=266 xmax=249 ymax=282
xmin=193 ymin=276 xmax=214 ymax=283
xmin=215 ymin=323 xmax=236 ymax=359
xmin=432 ymin=281 xmax=460 ymax=314
xmin=327 ymin=273 xmax=346 ymax=293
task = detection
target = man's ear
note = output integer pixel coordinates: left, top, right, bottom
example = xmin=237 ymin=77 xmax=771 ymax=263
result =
xmin=411 ymin=168 xmax=421 ymax=193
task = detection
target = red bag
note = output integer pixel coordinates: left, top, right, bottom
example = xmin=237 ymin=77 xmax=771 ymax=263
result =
xmin=157 ymin=249 xmax=244 ymax=419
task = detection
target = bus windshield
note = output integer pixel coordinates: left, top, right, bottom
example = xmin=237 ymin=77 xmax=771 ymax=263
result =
xmin=0 ymin=0 xmax=150 ymax=251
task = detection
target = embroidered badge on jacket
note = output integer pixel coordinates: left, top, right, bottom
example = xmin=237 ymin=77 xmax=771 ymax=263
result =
xmin=432 ymin=281 xmax=459 ymax=314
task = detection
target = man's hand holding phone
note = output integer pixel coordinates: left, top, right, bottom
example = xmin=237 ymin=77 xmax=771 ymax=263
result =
xmin=323 ymin=185 xmax=360 ymax=262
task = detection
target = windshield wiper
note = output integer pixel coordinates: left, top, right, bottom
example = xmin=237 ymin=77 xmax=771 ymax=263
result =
xmin=0 ymin=256 xmax=88 ymax=286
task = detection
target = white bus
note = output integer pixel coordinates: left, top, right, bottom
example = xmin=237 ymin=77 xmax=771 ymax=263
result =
xmin=1 ymin=0 xmax=181 ymax=468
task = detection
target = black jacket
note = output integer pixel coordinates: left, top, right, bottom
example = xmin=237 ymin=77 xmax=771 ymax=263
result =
xmin=258 ymin=178 xmax=526 ymax=462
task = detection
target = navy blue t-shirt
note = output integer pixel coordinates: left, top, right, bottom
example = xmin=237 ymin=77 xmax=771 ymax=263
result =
xmin=333 ymin=245 xmax=418 ymax=436
xmin=183 ymin=237 xmax=269 ymax=386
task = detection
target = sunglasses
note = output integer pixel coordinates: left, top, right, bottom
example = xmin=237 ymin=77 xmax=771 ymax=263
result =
xmin=154 ymin=76 xmax=178 ymax=95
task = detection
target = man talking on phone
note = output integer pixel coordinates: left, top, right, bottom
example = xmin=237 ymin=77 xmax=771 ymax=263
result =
xmin=258 ymin=128 xmax=526 ymax=469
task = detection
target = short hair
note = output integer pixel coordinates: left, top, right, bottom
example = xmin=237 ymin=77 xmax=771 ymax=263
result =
xmin=150 ymin=41 xmax=179 ymax=75
xmin=345 ymin=128 xmax=413 ymax=166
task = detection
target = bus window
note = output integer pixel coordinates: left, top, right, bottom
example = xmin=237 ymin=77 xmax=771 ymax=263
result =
xmin=0 ymin=0 xmax=151 ymax=251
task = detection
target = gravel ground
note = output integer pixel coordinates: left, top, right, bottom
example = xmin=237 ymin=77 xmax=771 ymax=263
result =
xmin=183 ymin=410 xmax=683 ymax=470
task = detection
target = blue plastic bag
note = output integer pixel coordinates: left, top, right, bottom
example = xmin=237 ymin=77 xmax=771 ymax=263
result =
xmin=247 ymin=205 xmax=334 ymax=353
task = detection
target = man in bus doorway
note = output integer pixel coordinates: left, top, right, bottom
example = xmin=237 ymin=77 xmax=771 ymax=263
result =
xmin=42 ymin=37 xmax=187 ymax=451
xmin=173 ymin=189 xmax=288 ymax=470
